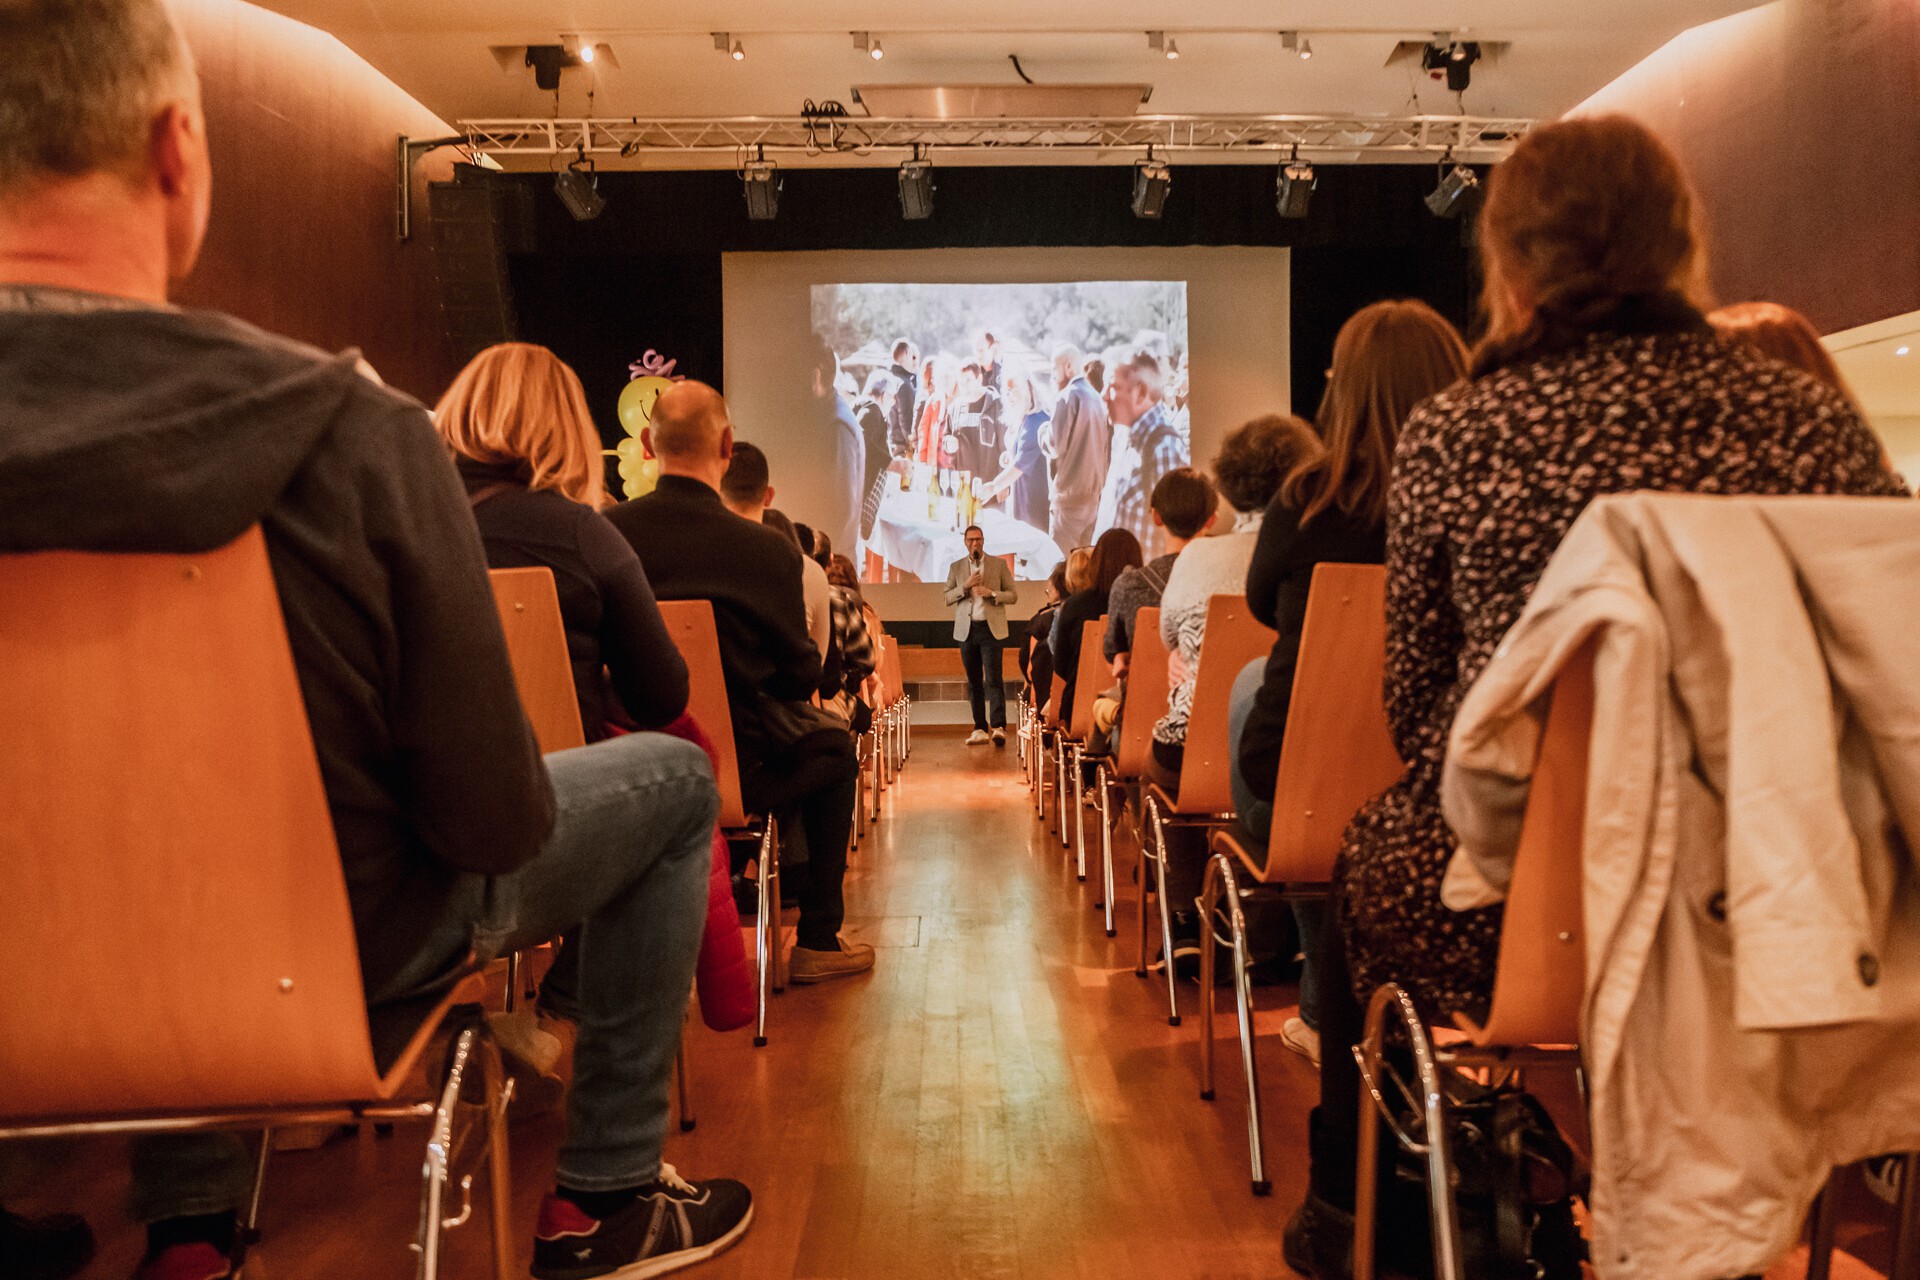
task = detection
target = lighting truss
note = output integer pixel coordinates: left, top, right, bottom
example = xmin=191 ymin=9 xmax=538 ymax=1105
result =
xmin=458 ymin=113 xmax=1531 ymax=163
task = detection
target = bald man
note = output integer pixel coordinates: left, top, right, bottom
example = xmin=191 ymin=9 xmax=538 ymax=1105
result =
xmin=608 ymin=383 xmax=875 ymax=984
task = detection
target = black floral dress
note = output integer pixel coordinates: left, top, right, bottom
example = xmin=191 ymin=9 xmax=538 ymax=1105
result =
xmin=1337 ymin=319 xmax=1909 ymax=1020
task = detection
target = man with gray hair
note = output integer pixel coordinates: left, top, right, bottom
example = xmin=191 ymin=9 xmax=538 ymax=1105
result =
xmin=1040 ymin=343 xmax=1110 ymax=550
xmin=1095 ymin=346 xmax=1189 ymax=557
xmin=0 ymin=4 xmax=750 ymax=1278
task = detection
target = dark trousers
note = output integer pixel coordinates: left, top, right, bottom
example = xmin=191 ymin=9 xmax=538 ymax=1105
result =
xmin=958 ymin=620 xmax=1007 ymax=731
xmin=741 ymin=729 xmax=859 ymax=951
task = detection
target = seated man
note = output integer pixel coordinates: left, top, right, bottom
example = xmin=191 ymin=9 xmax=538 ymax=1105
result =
xmin=720 ymin=440 xmax=832 ymax=659
xmin=0 ymin=5 xmax=748 ymax=1278
xmin=609 ymin=383 xmax=875 ymax=984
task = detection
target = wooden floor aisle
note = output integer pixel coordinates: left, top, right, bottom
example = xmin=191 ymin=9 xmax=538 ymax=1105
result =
xmin=15 ymin=728 xmax=1896 ymax=1278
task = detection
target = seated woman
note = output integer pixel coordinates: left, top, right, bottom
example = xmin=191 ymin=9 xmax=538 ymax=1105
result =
xmin=1708 ymin=300 xmax=1863 ymax=405
xmin=1288 ymin=117 xmax=1907 ymax=1278
xmin=1048 ymin=528 xmax=1143 ymax=739
xmin=1037 ymin=550 xmax=1090 ymax=720
xmin=1147 ymin=414 xmax=1320 ymax=973
xmin=1226 ymin=300 xmax=1469 ymax=1065
xmin=1022 ymin=562 xmax=1069 ymax=710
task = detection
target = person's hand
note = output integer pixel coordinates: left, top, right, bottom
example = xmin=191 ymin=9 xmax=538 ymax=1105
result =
xmin=1112 ymin=652 xmax=1131 ymax=680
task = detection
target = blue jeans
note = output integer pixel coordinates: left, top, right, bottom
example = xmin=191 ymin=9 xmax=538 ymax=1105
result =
xmin=1228 ymin=658 xmax=1326 ymax=1032
xmin=130 ymin=731 xmax=718 ymax=1218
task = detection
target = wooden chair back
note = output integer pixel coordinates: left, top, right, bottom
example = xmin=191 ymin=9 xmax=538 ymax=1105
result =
xmin=0 ymin=529 xmax=386 ymax=1120
xmin=1261 ymin=565 xmax=1403 ymax=882
xmin=1067 ymin=617 xmax=1110 ymax=740
xmin=879 ymin=636 xmax=905 ymax=705
xmin=1171 ymin=595 xmax=1276 ymax=814
xmin=657 ymin=600 xmax=749 ymax=830
xmin=488 ymin=567 xmax=586 ymax=754
xmin=1114 ymin=608 xmax=1169 ymax=780
xmin=1467 ymin=642 xmax=1594 ymax=1048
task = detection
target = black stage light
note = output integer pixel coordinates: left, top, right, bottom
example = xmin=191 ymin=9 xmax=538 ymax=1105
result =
xmin=1425 ymin=162 xmax=1479 ymax=218
xmin=898 ymin=154 xmax=935 ymax=220
xmin=1131 ymin=152 xmax=1172 ymax=219
xmin=525 ymin=45 xmax=575 ymax=92
xmin=554 ymin=157 xmax=605 ymax=221
xmin=1422 ymin=39 xmax=1481 ymax=92
xmin=1276 ymin=154 xmax=1315 ymax=219
xmin=742 ymin=154 xmax=781 ymax=220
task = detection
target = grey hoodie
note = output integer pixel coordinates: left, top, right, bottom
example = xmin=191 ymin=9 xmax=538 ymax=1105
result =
xmin=0 ymin=293 xmax=553 ymax=1000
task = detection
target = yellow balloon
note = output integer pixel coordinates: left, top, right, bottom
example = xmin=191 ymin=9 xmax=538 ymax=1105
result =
xmin=617 ymin=376 xmax=675 ymax=440
xmin=612 ymin=435 xmax=660 ymax=499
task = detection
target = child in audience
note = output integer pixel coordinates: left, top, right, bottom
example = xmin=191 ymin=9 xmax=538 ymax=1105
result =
xmin=1226 ymin=300 xmax=1468 ymax=1066
xmin=1289 ymin=115 xmax=1906 ymax=1278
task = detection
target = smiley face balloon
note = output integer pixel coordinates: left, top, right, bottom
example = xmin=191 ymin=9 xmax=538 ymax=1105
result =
xmin=617 ymin=375 xmax=675 ymax=442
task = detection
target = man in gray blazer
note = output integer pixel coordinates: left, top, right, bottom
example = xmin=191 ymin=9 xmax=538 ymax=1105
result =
xmin=944 ymin=525 xmax=1019 ymax=745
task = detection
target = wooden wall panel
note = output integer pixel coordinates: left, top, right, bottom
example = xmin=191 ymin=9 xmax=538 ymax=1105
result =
xmin=1577 ymin=0 xmax=1920 ymax=335
xmin=168 ymin=0 xmax=461 ymax=402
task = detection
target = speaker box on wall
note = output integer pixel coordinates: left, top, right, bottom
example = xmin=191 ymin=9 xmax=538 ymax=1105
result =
xmin=427 ymin=166 xmax=533 ymax=364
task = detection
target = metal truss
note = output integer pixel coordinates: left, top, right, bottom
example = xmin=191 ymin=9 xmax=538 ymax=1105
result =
xmin=458 ymin=113 xmax=1531 ymax=163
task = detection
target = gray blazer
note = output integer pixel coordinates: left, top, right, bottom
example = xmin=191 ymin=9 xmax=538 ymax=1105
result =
xmin=944 ymin=553 xmax=1019 ymax=641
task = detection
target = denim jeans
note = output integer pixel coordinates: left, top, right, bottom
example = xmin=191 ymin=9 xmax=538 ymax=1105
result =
xmin=958 ymin=620 xmax=1007 ymax=731
xmin=129 ymin=730 xmax=718 ymax=1218
xmin=1228 ymin=657 xmax=1326 ymax=1031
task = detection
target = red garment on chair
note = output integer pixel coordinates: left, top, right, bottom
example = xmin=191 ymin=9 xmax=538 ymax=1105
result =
xmin=650 ymin=713 xmax=755 ymax=1031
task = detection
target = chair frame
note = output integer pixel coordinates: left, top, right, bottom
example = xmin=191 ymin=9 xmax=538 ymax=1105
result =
xmin=1059 ymin=617 xmax=1111 ymax=884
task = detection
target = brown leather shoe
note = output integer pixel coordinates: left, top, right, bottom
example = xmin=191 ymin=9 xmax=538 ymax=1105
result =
xmin=787 ymin=938 xmax=877 ymax=983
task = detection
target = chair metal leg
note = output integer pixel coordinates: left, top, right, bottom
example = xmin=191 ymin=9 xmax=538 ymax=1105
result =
xmin=1055 ymin=740 xmax=1071 ymax=847
xmin=1199 ymin=853 xmax=1270 ymax=1194
xmin=675 ymin=1029 xmax=696 ymax=1133
xmin=1145 ymin=795 xmax=1181 ymax=1026
xmin=1072 ymin=745 xmax=1088 ymax=879
xmin=503 ymin=950 xmax=521 ymax=1014
xmin=1099 ymin=767 xmax=1117 ymax=937
xmin=1806 ymin=1171 xmax=1840 ymax=1280
xmin=415 ymin=1026 xmax=476 ymax=1280
xmin=753 ymin=824 xmax=773 ymax=1047
xmin=1353 ymin=983 xmax=1466 ymax=1280
xmin=230 ymin=1129 xmax=273 ymax=1278
xmin=478 ymin=1033 xmax=516 ymax=1280
xmin=769 ymin=824 xmax=787 ymax=993
xmin=1894 ymin=1152 xmax=1920 ymax=1280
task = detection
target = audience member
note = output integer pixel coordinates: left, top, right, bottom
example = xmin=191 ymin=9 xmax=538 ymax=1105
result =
xmin=1291 ymin=116 xmax=1907 ymax=1275
xmin=1708 ymin=300 xmax=1865 ymax=407
xmin=1147 ymin=415 xmax=1319 ymax=974
xmin=1022 ymin=563 xmax=1069 ymax=705
xmin=608 ymin=383 xmax=875 ymax=984
xmin=1049 ymin=528 xmax=1142 ymax=733
xmin=1225 ymin=301 xmax=1468 ymax=1071
xmin=1042 ymin=346 xmax=1111 ymax=549
xmin=1096 ymin=347 xmax=1192 ymax=557
xmin=822 ymin=554 xmax=879 ymax=728
xmin=1103 ymin=468 xmax=1217 ymax=674
xmin=0 ymin=6 xmax=750 ymax=1276
xmin=722 ymin=442 xmax=833 ymax=660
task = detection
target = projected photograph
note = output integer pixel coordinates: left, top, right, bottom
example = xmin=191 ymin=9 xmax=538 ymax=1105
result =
xmin=813 ymin=281 xmax=1190 ymax=583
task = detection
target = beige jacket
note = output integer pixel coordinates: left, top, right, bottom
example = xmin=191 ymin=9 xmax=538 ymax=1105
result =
xmin=1439 ymin=493 xmax=1920 ymax=1280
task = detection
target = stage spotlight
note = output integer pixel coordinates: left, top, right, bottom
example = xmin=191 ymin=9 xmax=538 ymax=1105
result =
xmin=525 ymin=45 xmax=573 ymax=92
xmin=1276 ymin=154 xmax=1314 ymax=219
xmin=1131 ymin=151 xmax=1172 ymax=219
xmin=1147 ymin=31 xmax=1179 ymax=59
xmin=714 ymin=32 xmax=744 ymax=60
xmin=742 ymin=151 xmax=780 ymax=220
xmin=898 ymin=153 xmax=934 ymax=220
xmin=554 ymin=156 xmax=605 ymax=221
xmin=855 ymin=32 xmax=884 ymax=60
xmin=1423 ymin=39 xmax=1480 ymax=92
xmin=732 ymin=40 xmax=745 ymax=61
xmin=1425 ymin=161 xmax=1479 ymax=219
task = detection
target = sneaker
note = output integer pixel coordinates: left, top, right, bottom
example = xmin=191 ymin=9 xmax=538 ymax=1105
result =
xmin=1281 ymin=1016 xmax=1323 ymax=1069
xmin=787 ymin=937 xmax=877 ymax=983
xmin=991 ymin=728 xmax=1006 ymax=746
xmin=965 ymin=729 xmax=990 ymax=746
xmin=1866 ymin=1154 xmax=1906 ymax=1205
xmin=1 ymin=1208 xmax=95 ymax=1280
xmin=134 ymin=1242 xmax=231 ymax=1280
xmin=531 ymin=1166 xmax=752 ymax=1280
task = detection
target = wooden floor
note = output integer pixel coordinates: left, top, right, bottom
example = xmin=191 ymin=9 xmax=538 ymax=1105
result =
xmin=14 ymin=729 xmax=1899 ymax=1278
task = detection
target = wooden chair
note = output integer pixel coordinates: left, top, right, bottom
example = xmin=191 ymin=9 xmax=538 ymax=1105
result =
xmin=0 ymin=529 xmax=512 ymax=1280
xmin=1352 ymin=642 xmax=1592 ymax=1280
xmin=1062 ymin=617 xmax=1111 ymax=877
xmin=1087 ymin=608 xmax=1171 ymax=939
xmin=1197 ymin=564 xmax=1403 ymax=1194
xmin=657 ymin=600 xmax=786 ymax=1048
xmin=1138 ymin=596 xmax=1276 ymax=1025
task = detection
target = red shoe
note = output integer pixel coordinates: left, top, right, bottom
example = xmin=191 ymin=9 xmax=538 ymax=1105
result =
xmin=134 ymin=1242 xmax=232 ymax=1280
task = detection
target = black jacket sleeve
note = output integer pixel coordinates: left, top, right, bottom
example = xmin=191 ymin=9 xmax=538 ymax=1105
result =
xmin=760 ymin=538 xmax=824 ymax=701
xmin=372 ymin=402 xmax=554 ymax=875
xmin=1246 ymin=494 xmax=1307 ymax=631
xmin=579 ymin=508 xmax=689 ymax=731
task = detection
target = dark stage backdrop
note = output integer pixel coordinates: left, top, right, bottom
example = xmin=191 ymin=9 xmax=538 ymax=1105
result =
xmin=505 ymin=164 xmax=1478 ymax=446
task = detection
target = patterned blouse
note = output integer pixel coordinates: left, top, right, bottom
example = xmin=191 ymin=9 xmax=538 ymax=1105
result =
xmin=1337 ymin=320 xmax=1908 ymax=1020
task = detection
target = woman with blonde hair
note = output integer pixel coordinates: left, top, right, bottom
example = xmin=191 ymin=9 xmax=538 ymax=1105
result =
xmin=1287 ymin=116 xmax=1903 ymax=1278
xmin=433 ymin=342 xmax=686 ymax=741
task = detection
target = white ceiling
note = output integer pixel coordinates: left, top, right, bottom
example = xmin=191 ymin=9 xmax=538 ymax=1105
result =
xmin=258 ymin=0 xmax=1767 ymax=143
xmin=1830 ymin=311 xmax=1920 ymax=419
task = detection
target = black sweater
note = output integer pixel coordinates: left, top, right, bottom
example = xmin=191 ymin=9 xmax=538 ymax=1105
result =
xmin=1049 ymin=588 xmax=1107 ymax=720
xmin=459 ymin=460 xmax=689 ymax=742
xmin=0 ymin=297 xmax=554 ymax=1000
xmin=607 ymin=475 xmax=821 ymax=765
xmin=1237 ymin=496 xmax=1385 ymax=804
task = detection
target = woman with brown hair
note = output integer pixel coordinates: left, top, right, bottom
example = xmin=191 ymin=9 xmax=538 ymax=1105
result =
xmin=1049 ymin=529 xmax=1145 ymax=722
xmin=1286 ymin=117 xmax=1904 ymax=1278
xmin=1228 ymin=300 xmax=1469 ymax=1070
xmin=1707 ymin=300 xmax=1858 ymax=401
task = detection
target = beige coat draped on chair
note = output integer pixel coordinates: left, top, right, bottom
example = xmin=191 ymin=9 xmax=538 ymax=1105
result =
xmin=1439 ymin=493 xmax=1920 ymax=1280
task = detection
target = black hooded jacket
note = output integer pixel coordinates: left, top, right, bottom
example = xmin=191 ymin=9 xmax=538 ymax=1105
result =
xmin=0 ymin=292 xmax=554 ymax=999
